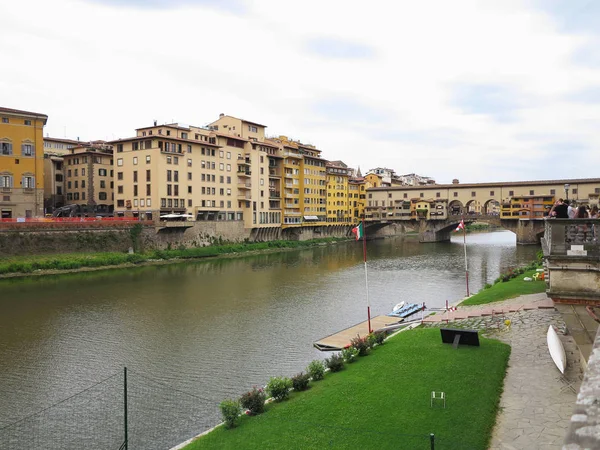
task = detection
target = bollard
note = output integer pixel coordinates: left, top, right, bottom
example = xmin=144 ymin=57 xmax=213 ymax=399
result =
xmin=430 ymin=433 xmax=435 ymax=450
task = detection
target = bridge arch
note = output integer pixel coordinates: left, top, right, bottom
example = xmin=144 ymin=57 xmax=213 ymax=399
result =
xmin=484 ymin=199 xmax=501 ymax=215
xmin=448 ymin=200 xmax=464 ymax=216
xmin=465 ymin=200 xmax=481 ymax=215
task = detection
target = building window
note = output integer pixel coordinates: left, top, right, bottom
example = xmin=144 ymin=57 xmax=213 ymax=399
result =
xmin=82 ymin=180 xmax=85 ymax=188
xmin=490 ymin=190 xmax=494 ymax=196
xmin=1 ymin=142 xmax=13 ymax=155
xmin=436 ymin=192 xmax=440 ymax=198
xmin=550 ymin=189 xmax=556 ymax=195
xmin=133 ymin=171 xmax=138 ymax=183
xmin=471 ymin=191 xmax=476 ymax=197
xmin=146 ymin=170 xmax=151 ymax=182
xmin=187 ymin=159 xmax=192 ymax=167
xmin=133 ymin=157 xmax=138 ymax=165
xmin=118 ymin=186 xmax=123 ymax=194
xmin=117 ymin=200 xmax=125 ymax=207
xmin=420 ymin=193 xmax=424 ymax=198
xmin=403 ymin=193 xmax=407 ymax=198
xmin=22 ymin=176 xmax=35 ymax=188
xmin=509 ymin=190 xmax=514 ymax=196
xmin=117 ymin=144 xmax=123 ymax=153
xmin=572 ymin=188 xmax=578 ymax=195
xmin=117 ymin=172 xmax=123 ymax=180
xmin=529 ymin=190 xmax=534 ymax=195
xmin=117 ymin=158 xmax=123 ymax=166
xmin=99 ymin=192 xmax=107 ymax=200
xmin=133 ymin=185 xmax=138 ymax=196
xmin=0 ymin=174 xmax=13 ymax=188
xmin=146 ymin=184 xmax=151 ymax=196
xmin=22 ymin=144 xmax=34 ymax=156
xmin=99 ymin=168 xmax=107 ymax=176
xmin=146 ymin=155 xmax=151 ymax=164
xmin=24 ymin=120 xmax=31 ymax=126
xmin=1 ymin=118 xmax=8 ymax=123
xmin=100 ymin=180 xmax=106 ymax=189
xmin=167 ymin=170 xmax=172 ymax=182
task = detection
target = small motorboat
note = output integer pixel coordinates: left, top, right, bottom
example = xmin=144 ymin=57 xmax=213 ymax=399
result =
xmin=388 ymin=302 xmax=422 ymax=318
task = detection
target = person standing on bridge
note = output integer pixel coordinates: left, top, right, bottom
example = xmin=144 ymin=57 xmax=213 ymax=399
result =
xmin=549 ymin=198 xmax=569 ymax=218
xmin=567 ymin=200 xmax=577 ymax=219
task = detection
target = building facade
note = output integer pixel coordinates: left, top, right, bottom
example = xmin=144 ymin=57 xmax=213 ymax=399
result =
xmin=43 ymin=137 xmax=84 ymax=213
xmin=0 ymin=107 xmax=47 ymax=218
xmin=326 ymin=161 xmax=350 ymax=222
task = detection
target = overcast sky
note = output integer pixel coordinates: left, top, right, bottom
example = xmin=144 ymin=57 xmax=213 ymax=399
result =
xmin=1 ymin=0 xmax=599 ymax=183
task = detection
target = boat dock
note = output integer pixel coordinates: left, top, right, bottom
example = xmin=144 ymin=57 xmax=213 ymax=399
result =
xmin=314 ymin=315 xmax=405 ymax=351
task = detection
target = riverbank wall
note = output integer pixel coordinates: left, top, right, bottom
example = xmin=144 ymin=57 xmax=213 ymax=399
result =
xmin=0 ymin=222 xmax=367 ymax=256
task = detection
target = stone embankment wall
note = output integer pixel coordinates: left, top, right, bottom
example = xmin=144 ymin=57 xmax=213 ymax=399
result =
xmin=0 ymin=221 xmax=377 ymax=256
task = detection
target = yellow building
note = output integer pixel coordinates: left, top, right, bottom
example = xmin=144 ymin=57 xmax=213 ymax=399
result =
xmin=326 ymin=160 xmax=350 ymax=223
xmin=299 ymin=143 xmax=326 ymax=221
xmin=364 ymin=173 xmax=383 ymax=188
xmin=348 ymin=176 xmax=366 ymax=221
xmin=0 ymin=107 xmax=47 ymax=218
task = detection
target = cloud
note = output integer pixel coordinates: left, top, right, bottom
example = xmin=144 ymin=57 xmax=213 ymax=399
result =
xmin=448 ymin=83 xmax=525 ymax=123
xmin=83 ymin=0 xmax=245 ymax=13
xmin=311 ymin=96 xmax=388 ymax=124
xmin=305 ymin=37 xmax=376 ymax=59
xmin=566 ymin=86 xmax=600 ymax=104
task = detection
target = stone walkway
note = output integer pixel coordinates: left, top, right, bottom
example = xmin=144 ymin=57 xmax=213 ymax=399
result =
xmin=424 ymin=294 xmax=583 ymax=449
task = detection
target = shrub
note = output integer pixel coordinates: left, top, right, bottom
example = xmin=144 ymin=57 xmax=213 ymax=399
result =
xmin=373 ymin=330 xmax=386 ymax=345
xmin=350 ymin=334 xmax=370 ymax=356
xmin=325 ymin=353 xmax=345 ymax=372
xmin=484 ymin=283 xmax=492 ymax=290
xmin=291 ymin=372 xmax=310 ymax=391
xmin=240 ymin=387 xmax=266 ymax=415
xmin=341 ymin=346 xmax=359 ymax=363
xmin=266 ymin=376 xmax=292 ymax=401
xmin=307 ymin=360 xmax=325 ymax=381
xmin=219 ymin=399 xmax=240 ymax=428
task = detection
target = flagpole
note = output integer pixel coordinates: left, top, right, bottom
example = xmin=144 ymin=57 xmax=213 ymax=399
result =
xmin=462 ymin=216 xmax=470 ymax=297
xmin=362 ymin=219 xmax=372 ymax=333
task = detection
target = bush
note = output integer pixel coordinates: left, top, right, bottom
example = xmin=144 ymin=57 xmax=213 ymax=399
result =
xmin=373 ymin=330 xmax=386 ymax=345
xmin=341 ymin=346 xmax=359 ymax=363
xmin=484 ymin=283 xmax=492 ymax=290
xmin=219 ymin=399 xmax=240 ymax=428
xmin=350 ymin=334 xmax=370 ymax=356
xmin=325 ymin=353 xmax=345 ymax=372
xmin=240 ymin=387 xmax=266 ymax=415
xmin=307 ymin=360 xmax=325 ymax=381
xmin=291 ymin=372 xmax=310 ymax=392
xmin=266 ymin=376 xmax=292 ymax=401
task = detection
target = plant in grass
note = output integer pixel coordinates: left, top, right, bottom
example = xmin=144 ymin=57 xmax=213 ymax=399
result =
xmin=373 ymin=330 xmax=386 ymax=345
xmin=350 ymin=334 xmax=370 ymax=356
xmin=291 ymin=372 xmax=310 ymax=391
xmin=341 ymin=346 xmax=359 ymax=363
xmin=325 ymin=353 xmax=345 ymax=372
xmin=307 ymin=360 xmax=325 ymax=381
xmin=219 ymin=399 xmax=241 ymax=428
xmin=266 ymin=376 xmax=293 ymax=401
xmin=239 ymin=387 xmax=266 ymax=415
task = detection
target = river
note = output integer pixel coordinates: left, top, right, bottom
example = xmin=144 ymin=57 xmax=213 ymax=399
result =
xmin=0 ymin=231 xmax=539 ymax=449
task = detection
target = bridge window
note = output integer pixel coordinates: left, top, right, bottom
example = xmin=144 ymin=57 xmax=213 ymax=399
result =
xmin=490 ymin=190 xmax=494 ymax=196
xmin=550 ymin=189 xmax=555 ymax=195
xmin=368 ymin=193 xmax=372 ymax=198
xmin=436 ymin=192 xmax=440 ymax=198
xmin=471 ymin=191 xmax=476 ymax=197
xmin=403 ymin=193 xmax=408 ymax=198
xmin=420 ymin=193 xmax=424 ymax=198
xmin=529 ymin=190 xmax=534 ymax=195
xmin=595 ymin=188 xmax=600 ymax=194
xmin=509 ymin=190 xmax=514 ymax=196
xmin=453 ymin=192 xmax=458 ymax=197
xmin=388 ymin=193 xmax=392 ymax=198
xmin=572 ymin=189 xmax=577 ymax=194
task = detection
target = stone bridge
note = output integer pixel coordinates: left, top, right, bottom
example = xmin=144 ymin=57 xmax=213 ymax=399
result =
xmin=366 ymin=215 xmax=546 ymax=244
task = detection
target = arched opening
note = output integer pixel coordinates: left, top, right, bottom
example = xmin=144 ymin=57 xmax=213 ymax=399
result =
xmin=448 ymin=200 xmax=464 ymax=216
xmin=484 ymin=199 xmax=500 ymax=215
xmin=465 ymin=200 xmax=480 ymax=215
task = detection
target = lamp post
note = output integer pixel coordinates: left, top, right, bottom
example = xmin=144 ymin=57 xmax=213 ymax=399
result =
xmin=564 ymin=183 xmax=570 ymax=201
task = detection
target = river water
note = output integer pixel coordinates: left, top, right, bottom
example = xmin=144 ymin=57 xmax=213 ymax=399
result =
xmin=0 ymin=231 xmax=539 ymax=449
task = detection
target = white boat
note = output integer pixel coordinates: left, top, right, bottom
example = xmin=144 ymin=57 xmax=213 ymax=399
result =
xmin=392 ymin=301 xmax=405 ymax=312
xmin=547 ymin=325 xmax=566 ymax=374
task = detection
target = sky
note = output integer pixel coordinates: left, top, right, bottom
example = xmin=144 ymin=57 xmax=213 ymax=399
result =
xmin=1 ymin=0 xmax=600 ymax=183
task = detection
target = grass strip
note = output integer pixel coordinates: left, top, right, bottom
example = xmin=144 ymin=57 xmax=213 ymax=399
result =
xmin=0 ymin=238 xmax=346 ymax=276
xmin=186 ymin=328 xmax=510 ymax=450
xmin=461 ymin=269 xmax=545 ymax=306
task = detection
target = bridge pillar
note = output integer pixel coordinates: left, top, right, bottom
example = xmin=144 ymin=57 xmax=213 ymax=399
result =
xmin=514 ymin=220 xmax=545 ymax=245
xmin=419 ymin=221 xmax=451 ymax=243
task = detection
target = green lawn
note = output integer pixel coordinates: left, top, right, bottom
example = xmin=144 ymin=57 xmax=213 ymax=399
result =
xmin=460 ymin=269 xmax=546 ymax=306
xmin=185 ymin=328 xmax=510 ymax=450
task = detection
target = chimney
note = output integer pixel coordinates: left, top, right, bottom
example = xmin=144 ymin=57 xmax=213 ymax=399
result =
xmin=219 ymin=113 xmax=225 ymax=117
xmin=452 ymin=179 xmax=459 ymax=184
xmin=154 ymin=120 xmax=157 ymax=126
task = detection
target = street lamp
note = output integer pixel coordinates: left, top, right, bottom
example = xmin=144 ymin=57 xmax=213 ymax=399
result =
xmin=564 ymin=183 xmax=570 ymax=201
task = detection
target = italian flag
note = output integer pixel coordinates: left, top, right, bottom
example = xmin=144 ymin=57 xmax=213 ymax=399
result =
xmin=455 ymin=220 xmax=465 ymax=232
xmin=352 ymin=222 xmax=364 ymax=241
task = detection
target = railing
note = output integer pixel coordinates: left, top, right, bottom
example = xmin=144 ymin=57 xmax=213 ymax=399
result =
xmin=0 ymin=217 xmax=153 ymax=224
xmin=543 ymin=218 xmax=600 ymax=257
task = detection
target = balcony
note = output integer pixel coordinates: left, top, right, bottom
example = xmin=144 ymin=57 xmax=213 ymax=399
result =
xmin=237 ymin=169 xmax=251 ymax=177
xmin=269 ymin=191 xmax=281 ymax=198
xmin=237 ymin=192 xmax=252 ymax=200
xmin=237 ymin=156 xmax=251 ymax=165
xmin=542 ymin=219 xmax=600 ymax=304
xmin=269 ymin=169 xmax=281 ymax=177
xmin=237 ymin=182 xmax=251 ymax=190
